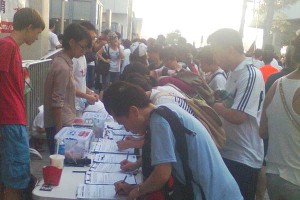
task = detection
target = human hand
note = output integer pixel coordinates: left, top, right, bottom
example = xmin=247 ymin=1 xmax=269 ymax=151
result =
xmin=117 ymin=140 xmax=133 ymax=150
xmin=212 ymin=102 xmax=225 ymax=114
xmin=114 ymin=181 xmax=135 ymax=196
xmin=120 ymin=159 xmax=138 ymax=171
xmin=91 ymin=92 xmax=99 ymax=101
xmin=86 ymin=94 xmax=97 ymax=105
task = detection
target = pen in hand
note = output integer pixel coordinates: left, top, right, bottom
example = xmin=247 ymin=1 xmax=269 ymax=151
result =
xmin=115 ymin=175 xmax=128 ymax=196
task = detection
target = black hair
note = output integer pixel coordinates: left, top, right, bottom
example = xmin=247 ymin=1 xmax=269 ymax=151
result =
xmin=122 ymin=73 xmax=153 ymax=91
xmin=262 ymin=50 xmax=273 ymax=64
xmin=102 ymin=29 xmax=111 ymax=35
xmin=79 ymin=21 xmax=96 ymax=32
xmin=140 ymin=38 xmax=147 ymax=46
xmin=156 ymin=34 xmax=166 ymax=46
xmin=121 ymin=62 xmax=150 ymax=80
xmin=207 ymin=28 xmax=244 ymax=54
xmin=254 ymin=49 xmax=263 ymax=59
xmin=123 ymin=39 xmax=132 ymax=49
xmin=49 ymin=19 xmax=55 ymax=29
xmin=13 ymin=8 xmax=45 ymax=31
xmin=129 ymin=54 xmax=148 ymax=66
xmin=58 ymin=34 xmax=64 ymax=41
xmin=198 ymin=45 xmax=214 ymax=65
xmin=103 ymin=81 xmax=151 ymax=116
xmin=62 ymin=23 xmax=92 ymax=50
xmin=160 ymin=46 xmax=177 ymax=61
xmin=115 ymin=32 xmax=122 ymax=39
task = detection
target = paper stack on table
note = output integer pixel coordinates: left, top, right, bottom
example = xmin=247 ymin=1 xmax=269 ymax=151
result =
xmin=77 ymin=184 xmax=126 ymax=199
xmin=91 ymin=139 xmax=135 ymax=155
xmin=85 ymin=172 xmax=136 ymax=185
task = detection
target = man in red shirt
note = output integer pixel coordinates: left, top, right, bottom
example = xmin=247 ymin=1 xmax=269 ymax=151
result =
xmin=0 ymin=8 xmax=45 ymax=200
xmin=259 ymin=48 xmax=279 ymax=83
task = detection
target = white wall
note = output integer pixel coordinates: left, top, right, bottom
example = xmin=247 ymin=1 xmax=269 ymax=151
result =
xmin=20 ymin=0 xmax=49 ymax=60
xmin=101 ymin=0 xmax=129 ymax=14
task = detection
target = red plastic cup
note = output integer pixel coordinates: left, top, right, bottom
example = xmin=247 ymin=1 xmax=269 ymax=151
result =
xmin=43 ymin=166 xmax=63 ymax=186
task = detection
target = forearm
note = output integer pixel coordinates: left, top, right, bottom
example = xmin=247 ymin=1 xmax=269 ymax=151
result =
xmin=119 ymin=49 xmax=124 ymax=59
xmin=76 ymin=89 xmax=90 ymax=99
xmin=137 ymin=164 xmax=171 ymax=197
xmin=259 ymin=111 xmax=269 ymax=139
xmin=52 ymin=107 xmax=62 ymax=132
xmin=213 ymin=103 xmax=247 ymax=124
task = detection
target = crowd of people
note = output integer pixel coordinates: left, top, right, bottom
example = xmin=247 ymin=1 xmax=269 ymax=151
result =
xmin=0 ymin=7 xmax=299 ymax=200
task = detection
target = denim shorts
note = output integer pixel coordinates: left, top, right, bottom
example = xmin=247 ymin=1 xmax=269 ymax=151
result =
xmin=0 ymin=125 xmax=30 ymax=189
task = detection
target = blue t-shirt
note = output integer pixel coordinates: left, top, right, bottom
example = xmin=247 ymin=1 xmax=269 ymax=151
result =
xmin=150 ymin=103 xmax=243 ymax=200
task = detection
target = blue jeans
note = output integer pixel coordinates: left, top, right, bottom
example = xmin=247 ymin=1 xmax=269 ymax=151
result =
xmin=45 ymin=127 xmax=56 ymax=155
xmin=86 ymin=64 xmax=95 ymax=89
xmin=0 ymin=125 xmax=30 ymax=189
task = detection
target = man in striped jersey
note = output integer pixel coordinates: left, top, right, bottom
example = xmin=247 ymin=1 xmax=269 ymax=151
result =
xmin=208 ymin=28 xmax=265 ymax=200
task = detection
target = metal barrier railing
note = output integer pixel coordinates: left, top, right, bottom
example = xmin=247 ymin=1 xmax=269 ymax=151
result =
xmin=24 ymin=59 xmax=52 ymax=131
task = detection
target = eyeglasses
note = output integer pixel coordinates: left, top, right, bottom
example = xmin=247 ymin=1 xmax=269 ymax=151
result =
xmin=77 ymin=42 xmax=89 ymax=51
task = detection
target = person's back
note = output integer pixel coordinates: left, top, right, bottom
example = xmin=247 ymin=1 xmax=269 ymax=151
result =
xmin=150 ymin=103 xmax=243 ymax=200
xmin=265 ymin=77 xmax=300 ymax=185
xmin=260 ymin=36 xmax=300 ymax=200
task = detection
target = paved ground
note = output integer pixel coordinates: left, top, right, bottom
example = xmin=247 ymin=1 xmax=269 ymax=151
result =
xmin=30 ymin=141 xmax=50 ymax=180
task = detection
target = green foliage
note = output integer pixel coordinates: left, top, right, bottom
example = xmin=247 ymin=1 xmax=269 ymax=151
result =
xmin=166 ymin=30 xmax=184 ymax=46
xmin=252 ymin=0 xmax=300 ymax=32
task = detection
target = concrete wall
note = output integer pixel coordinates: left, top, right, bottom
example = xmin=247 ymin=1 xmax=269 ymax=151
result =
xmin=0 ymin=0 xmax=49 ymax=59
xmin=101 ymin=0 xmax=129 ymax=14
xmin=20 ymin=0 xmax=49 ymax=60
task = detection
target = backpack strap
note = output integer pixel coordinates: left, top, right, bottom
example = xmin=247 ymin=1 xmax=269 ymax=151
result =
xmin=104 ymin=45 xmax=110 ymax=58
xmin=208 ymin=72 xmax=227 ymax=84
xmin=151 ymin=106 xmax=206 ymax=200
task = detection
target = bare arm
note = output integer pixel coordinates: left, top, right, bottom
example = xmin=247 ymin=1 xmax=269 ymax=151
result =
xmin=119 ymin=48 xmax=125 ymax=59
xmin=259 ymin=81 xmax=277 ymax=139
xmin=127 ymin=163 xmax=172 ymax=199
xmin=213 ymin=102 xmax=248 ymax=124
xmin=75 ymin=89 xmax=97 ymax=104
xmin=52 ymin=107 xmax=62 ymax=133
xmin=96 ymin=48 xmax=110 ymax=63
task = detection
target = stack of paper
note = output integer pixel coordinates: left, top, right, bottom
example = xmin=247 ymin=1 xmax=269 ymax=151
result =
xmin=77 ymin=184 xmax=126 ymax=199
xmin=85 ymin=172 xmax=136 ymax=185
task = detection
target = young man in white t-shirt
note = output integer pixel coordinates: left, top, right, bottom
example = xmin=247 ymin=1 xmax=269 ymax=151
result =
xmin=208 ymin=28 xmax=265 ymax=200
xmin=48 ymin=20 xmax=61 ymax=52
xmin=73 ymin=22 xmax=99 ymax=114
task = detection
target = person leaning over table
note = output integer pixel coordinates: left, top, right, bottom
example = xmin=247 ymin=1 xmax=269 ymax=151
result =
xmin=44 ymin=23 xmax=92 ymax=154
xmin=102 ymin=81 xmax=243 ymax=200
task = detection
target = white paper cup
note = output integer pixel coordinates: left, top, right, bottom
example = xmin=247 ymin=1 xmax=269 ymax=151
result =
xmin=50 ymin=154 xmax=65 ymax=169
